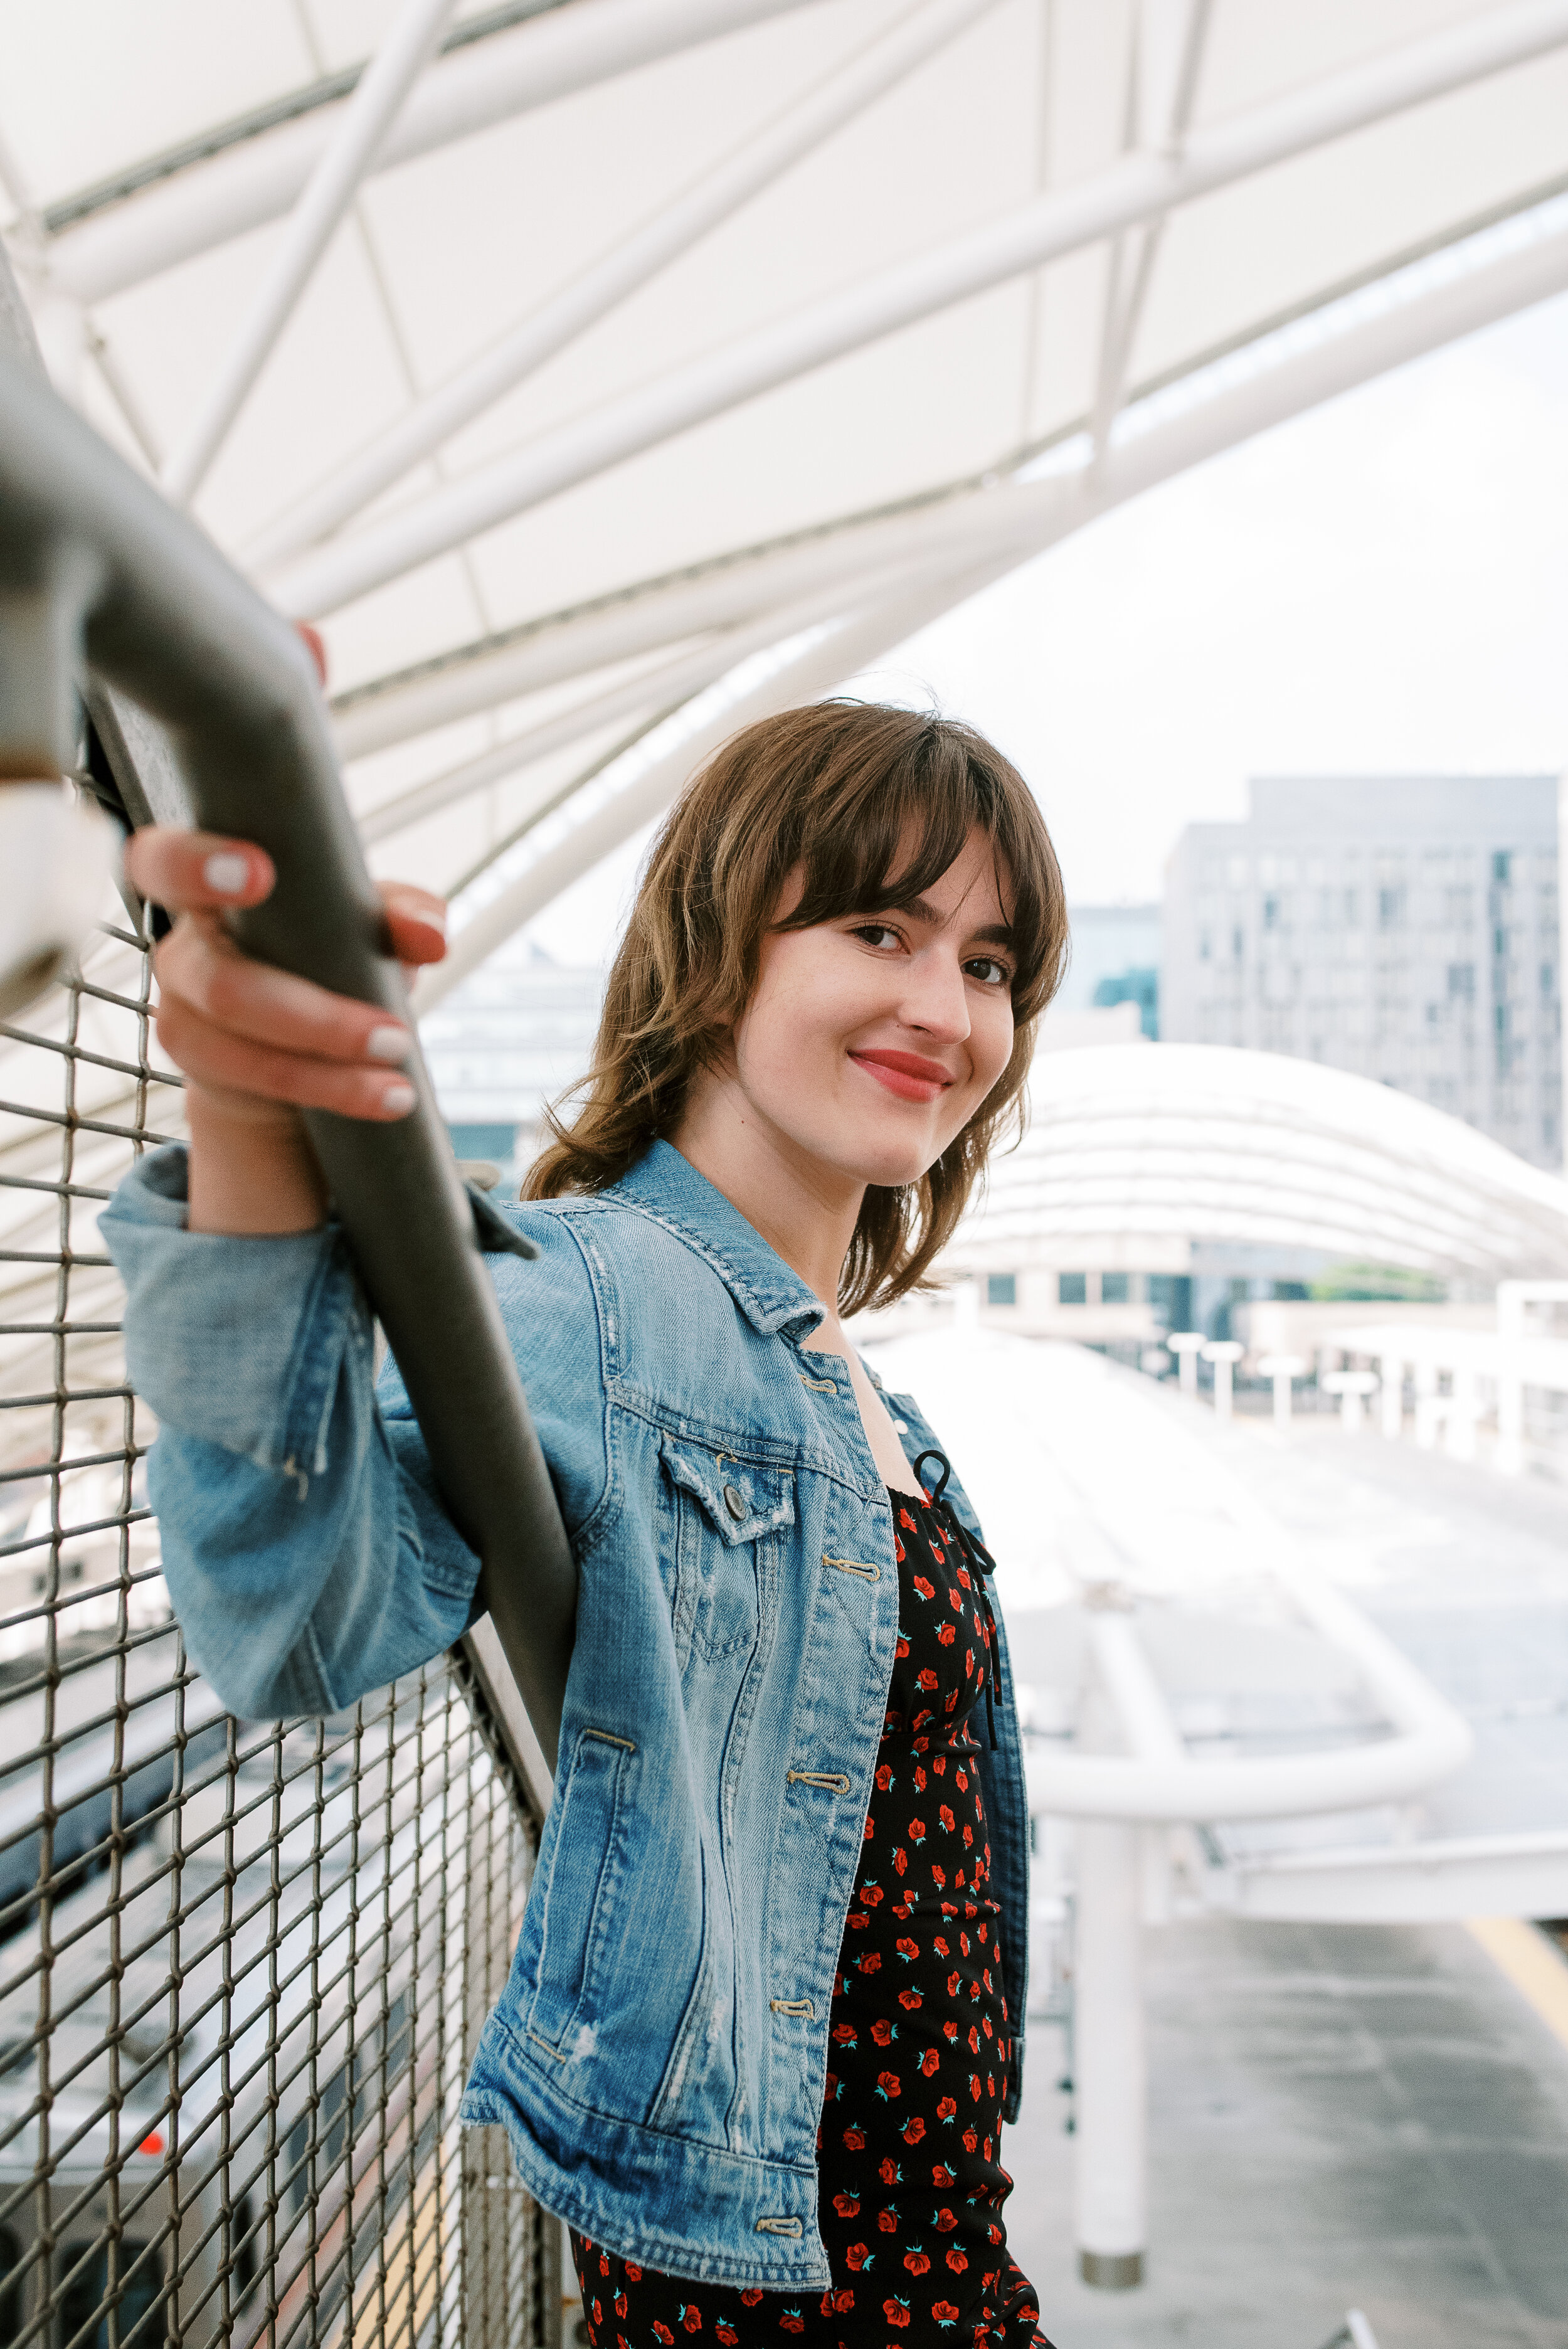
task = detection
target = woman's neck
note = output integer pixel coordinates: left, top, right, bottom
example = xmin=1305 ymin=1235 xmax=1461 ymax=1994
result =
xmin=669 ymin=1069 xmax=862 ymax=1313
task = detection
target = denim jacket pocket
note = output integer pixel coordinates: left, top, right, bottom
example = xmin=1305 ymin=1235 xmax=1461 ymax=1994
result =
xmin=526 ymin=1726 xmax=637 ymax=2062
xmin=659 ymin=1438 xmax=795 ymax=1672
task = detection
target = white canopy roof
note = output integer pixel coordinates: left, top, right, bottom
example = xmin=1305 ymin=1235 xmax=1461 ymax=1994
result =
xmin=947 ymin=1041 xmax=1568 ymax=1279
xmin=5 ymin=0 xmax=1568 ymax=969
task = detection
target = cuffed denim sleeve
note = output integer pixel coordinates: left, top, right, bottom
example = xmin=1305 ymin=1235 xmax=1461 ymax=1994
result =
xmin=102 ymin=1146 xmax=608 ymax=1721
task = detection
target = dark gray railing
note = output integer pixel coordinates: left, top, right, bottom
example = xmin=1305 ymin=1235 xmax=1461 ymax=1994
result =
xmin=0 ymin=350 xmax=575 ymax=1774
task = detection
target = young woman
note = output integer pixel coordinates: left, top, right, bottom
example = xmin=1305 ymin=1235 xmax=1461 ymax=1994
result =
xmin=105 ymin=701 xmax=1068 ymax=2347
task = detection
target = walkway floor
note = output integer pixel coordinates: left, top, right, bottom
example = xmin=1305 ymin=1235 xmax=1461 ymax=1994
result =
xmin=1004 ymin=1914 xmax=1568 ymax=2349
xmin=860 ymin=1329 xmax=1568 ymax=2349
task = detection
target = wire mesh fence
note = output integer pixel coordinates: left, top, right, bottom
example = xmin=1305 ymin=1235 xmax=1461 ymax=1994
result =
xmin=0 ymin=906 xmax=555 ymax=2349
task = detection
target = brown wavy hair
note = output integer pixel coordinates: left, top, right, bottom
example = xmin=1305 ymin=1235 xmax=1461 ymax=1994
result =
xmin=525 ymin=700 xmax=1067 ymax=1313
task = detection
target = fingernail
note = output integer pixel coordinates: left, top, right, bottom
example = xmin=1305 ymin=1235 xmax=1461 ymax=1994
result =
xmin=381 ymin=1081 xmax=416 ymax=1117
xmin=203 ymin=852 xmax=250 ymax=896
xmin=366 ymin=1025 xmax=411 ymax=1064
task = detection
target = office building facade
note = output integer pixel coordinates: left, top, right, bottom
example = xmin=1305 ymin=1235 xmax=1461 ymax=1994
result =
xmin=1163 ymin=777 xmax=1562 ymax=1168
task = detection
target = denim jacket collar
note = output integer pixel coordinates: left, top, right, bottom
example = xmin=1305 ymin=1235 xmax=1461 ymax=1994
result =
xmin=607 ymin=1141 xmax=830 ymax=1344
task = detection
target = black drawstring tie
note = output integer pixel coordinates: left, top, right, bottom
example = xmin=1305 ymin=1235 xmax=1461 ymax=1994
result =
xmin=911 ymin=1450 xmax=1002 ymax=1751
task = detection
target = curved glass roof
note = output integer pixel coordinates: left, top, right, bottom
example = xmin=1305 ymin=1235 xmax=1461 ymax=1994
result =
xmin=947 ymin=1041 xmax=1568 ymax=1279
xmin=4 ymin=1 xmax=1568 ymax=971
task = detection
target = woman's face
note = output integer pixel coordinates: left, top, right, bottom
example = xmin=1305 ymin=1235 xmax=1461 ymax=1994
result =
xmin=729 ymin=827 xmax=1017 ymax=1193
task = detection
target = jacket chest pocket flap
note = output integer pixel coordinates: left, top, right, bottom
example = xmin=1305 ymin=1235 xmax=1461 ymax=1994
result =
xmin=660 ymin=1440 xmax=795 ymax=1667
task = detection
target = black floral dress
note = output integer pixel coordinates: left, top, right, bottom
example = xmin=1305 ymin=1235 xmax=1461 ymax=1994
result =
xmin=572 ymin=1468 xmax=1051 ymax=2349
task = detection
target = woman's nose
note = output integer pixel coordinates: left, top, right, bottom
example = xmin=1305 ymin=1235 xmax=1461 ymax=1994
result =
xmin=900 ymin=950 xmax=971 ymax=1040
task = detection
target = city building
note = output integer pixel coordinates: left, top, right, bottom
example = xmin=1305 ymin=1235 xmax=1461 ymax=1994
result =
xmin=1056 ymin=903 xmax=1162 ymax=1036
xmin=420 ymin=937 xmax=605 ymax=1187
xmin=1162 ymin=777 xmax=1562 ymax=1168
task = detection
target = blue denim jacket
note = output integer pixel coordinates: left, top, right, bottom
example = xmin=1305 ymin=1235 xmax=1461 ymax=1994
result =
xmin=102 ymin=1140 xmax=1030 ymax=2290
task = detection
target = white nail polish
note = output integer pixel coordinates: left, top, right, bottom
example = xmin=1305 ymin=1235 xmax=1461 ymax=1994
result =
xmin=203 ymin=852 xmax=249 ymax=895
xmin=366 ymin=1026 xmax=410 ymax=1064
xmin=381 ymin=1081 xmax=416 ymax=1116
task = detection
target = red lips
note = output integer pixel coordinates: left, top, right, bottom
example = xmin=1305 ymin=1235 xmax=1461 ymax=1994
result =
xmin=849 ymin=1049 xmax=955 ymax=1103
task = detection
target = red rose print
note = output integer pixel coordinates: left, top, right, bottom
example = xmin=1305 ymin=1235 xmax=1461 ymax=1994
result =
xmin=963 ymin=1825 xmax=973 ymax=1847
xmin=877 ymin=2211 xmax=898 ymax=2234
xmin=626 ymin=2266 xmax=643 ymax=2283
xmin=883 ymin=2300 xmax=911 ymax=2328
xmin=931 ymin=1863 xmax=946 ymax=1888
xmin=945 ymin=2247 xmax=968 ymax=2273
xmin=935 ymin=2206 xmax=956 ymax=2232
xmin=932 ymin=2163 xmax=955 ymax=2187
xmin=899 ymin=1507 xmax=918 ymax=1532
xmin=876 ymin=1764 xmax=893 ymax=1791
xmin=833 ymin=2023 xmax=857 ymax=2045
xmin=940 ymin=1804 xmax=956 ymax=1833
xmin=968 ymin=2025 xmax=980 ymax=2054
xmin=927 ymin=1542 xmax=943 ymax=1565
xmin=876 ymin=2069 xmax=901 ymax=2097
xmin=920 ymin=2049 xmax=941 ymax=2076
xmin=914 ymin=1574 xmax=935 ymax=1598
xmin=739 ymin=2290 xmax=761 ymax=2308
xmin=833 ymin=2188 xmax=860 ymax=2218
xmin=615 ymin=2293 xmax=628 ymax=2319
xmin=938 ymin=2095 xmax=957 ymax=2119
xmin=909 ymin=1819 xmax=928 ymax=1843
xmin=780 ymin=2316 xmax=804 ymax=2334
xmin=914 ymin=1764 xmax=927 ymax=1791
xmin=948 ymin=1586 xmax=963 ymax=1612
xmin=933 ymin=1936 xmax=949 ymax=1957
xmin=593 ymin=2303 xmax=603 ymax=2325
xmin=936 ymin=1623 xmax=956 ymax=1646
xmin=894 ymin=1535 xmax=905 ymax=1562
xmin=902 ymin=2114 xmax=926 ymax=2145
xmin=862 ymin=1883 xmax=884 ymax=1906
xmin=653 ymin=2326 xmax=674 ymax=2345
xmin=893 ymin=1848 xmax=908 ymax=1875
xmin=898 ymin=1988 xmax=923 ymax=2011
xmin=970 ymin=2072 xmax=982 ymax=2101
xmin=946 ymin=1972 xmax=960 ymax=1998
xmin=942 ymin=2019 xmax=958 ymax=2041
xmin=916 ymin=1668 xmax=938 ymax=1692
xmin=843 ymin=2126 xmax=866 ymax=2150
xmin=904 ymin=2250 xmax=931 ymax=2276
xmin=879 ymin=2156 xmax=901 ymax=2185
xmin=896 ymin=1937 xmax=919 ymax=1962
xmin=832 ymin=2289 xmax=854 ymax=2315
xmin=933 ymin=2300 xmax=961 ymax=2325
xmin=716 ymin=2329 xmax=738 ymax=2346
xmin=845 ymin=2244 xmax=870 ymax=2271
xmin=894 ymin=1635 xmax=909 ymax=1658
xmin=872 ymin=2018 xmax=894 ymax=2047
xmin=962 ymin=2128 xmax=978 ymax=2152
xmin=955 ymin=1766 xmax=968 ymax=1790
xmin=681 ymin=2308 xmax=701 ymax=2333
xmin=857 ymin=1951 xmax=881 ymax=1973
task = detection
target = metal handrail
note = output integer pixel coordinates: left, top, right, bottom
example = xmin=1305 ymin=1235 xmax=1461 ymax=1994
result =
xmin=0 ymin=351 xmax=576 ymax=1770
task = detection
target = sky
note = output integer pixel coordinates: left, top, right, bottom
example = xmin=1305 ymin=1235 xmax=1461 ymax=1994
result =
xmin=521 ymin=284 xmax=1568 ymax=964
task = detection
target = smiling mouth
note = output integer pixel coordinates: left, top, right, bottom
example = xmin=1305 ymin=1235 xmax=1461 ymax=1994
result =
xmin=849 ymin=1049 xmax=955 ymax=1105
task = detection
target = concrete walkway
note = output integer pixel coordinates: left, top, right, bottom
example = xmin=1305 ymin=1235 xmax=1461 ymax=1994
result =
xmin=1005 ymin=1915 xmax=1568 ymax=2349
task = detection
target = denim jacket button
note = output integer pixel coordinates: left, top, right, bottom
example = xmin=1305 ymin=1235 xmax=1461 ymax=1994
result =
xmin=723 ymin=1482 xmax=746 ymax=1520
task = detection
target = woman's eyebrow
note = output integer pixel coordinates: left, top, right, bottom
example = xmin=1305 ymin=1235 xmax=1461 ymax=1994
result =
xmin=883 ymin=890 xmax=1014 ymax=948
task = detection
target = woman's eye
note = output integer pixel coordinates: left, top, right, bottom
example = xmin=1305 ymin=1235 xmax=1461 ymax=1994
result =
xmin=852 ymin=924 xmax=903 ymax=952
xmin=965 ymin=956 xmax=1012 ymax=987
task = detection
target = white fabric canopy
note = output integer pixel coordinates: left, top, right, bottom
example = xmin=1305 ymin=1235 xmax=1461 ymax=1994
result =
xmin=4 ymin=0 xmax=1568 ymax=962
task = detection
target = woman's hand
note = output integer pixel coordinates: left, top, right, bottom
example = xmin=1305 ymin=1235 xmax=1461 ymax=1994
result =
xmin=124 ymin=826 xmax=447 ymax=1235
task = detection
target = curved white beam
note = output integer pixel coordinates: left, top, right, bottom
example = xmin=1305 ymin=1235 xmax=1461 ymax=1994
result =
xmin=270 ymin=0 xmax=1568 ymax=617
xmin=1026 ymin=1584 xmax=1472 ymax=1823
xmin=45 ymin=0 xmax=827 ymax=306
xmin=247 ymin=0 xmax=1002 ymax=570
xmin=161 ymin=0 xmax=457 ymax=507
xmin=411 ymin=553 xmax=999 ymax=1010
xmin=361 ymin=551 xmax=919 ymax=845
xmin=407 ymin=203 xmax=1568 ymax=1005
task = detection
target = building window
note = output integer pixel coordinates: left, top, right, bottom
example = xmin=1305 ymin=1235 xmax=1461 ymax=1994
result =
xmin=1493 ymin=850 xmax=1513 ymax=885
xmin=1101 ymin=1272 xmax=1130 ymax=1304
xmin=1232 ymin=926 xmax=1245 ymax=961
xmin=1058 ymin=1273 xmax=1087 ymax=1306
xmin=1447 ymin=963 xmax=1475 ymax=1004
xmin=986 ymin=1273 xmax=1017 ymax=1307
xmin=1377 ymin=886 xmax=1405 ymax=930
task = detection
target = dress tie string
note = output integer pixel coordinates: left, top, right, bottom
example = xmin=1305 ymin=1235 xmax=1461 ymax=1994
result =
xmin=911 ymin=1449 xmax=1001 ymax=1751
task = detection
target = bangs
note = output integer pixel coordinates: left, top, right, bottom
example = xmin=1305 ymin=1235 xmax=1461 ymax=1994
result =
xmin=773 ymin=709 xmax=1060 ymax=1017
